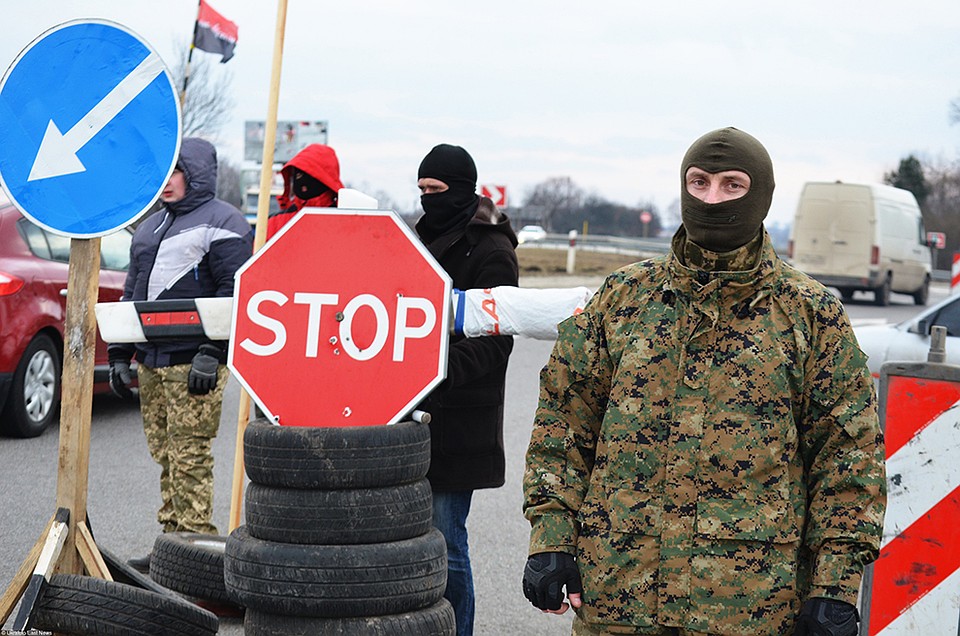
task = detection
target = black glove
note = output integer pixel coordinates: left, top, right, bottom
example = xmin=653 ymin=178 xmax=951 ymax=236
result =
xmin=522 ymin=552 xmax=582 ymax=611
xmin=108 ymin=359 xmax=133 ymax=399
xmin=795 ymin=598 xmax=859 ymax=636
xmin=188 ymin=344 xmax=221 ymax=396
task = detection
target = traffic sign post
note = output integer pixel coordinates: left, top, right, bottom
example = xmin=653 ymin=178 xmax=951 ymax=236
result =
xmin=0 ymin=19 xmax=180 ymax=623
xmin=229 ymin=208 xmax=452 ymax=427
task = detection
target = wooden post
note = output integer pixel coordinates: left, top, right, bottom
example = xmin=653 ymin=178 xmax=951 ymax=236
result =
xmin=229 ymin=0 xmax=289 ymax=532
xmin=54 ymin=238 xmax=102 ymax=573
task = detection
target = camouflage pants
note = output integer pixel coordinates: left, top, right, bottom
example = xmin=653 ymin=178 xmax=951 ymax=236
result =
xmin=137 ymin=363 xmax=228 ymax=535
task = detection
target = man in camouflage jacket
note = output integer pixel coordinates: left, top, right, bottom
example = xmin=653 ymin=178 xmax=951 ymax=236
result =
xmin=522 ymin=128 xmax=886 ymax=635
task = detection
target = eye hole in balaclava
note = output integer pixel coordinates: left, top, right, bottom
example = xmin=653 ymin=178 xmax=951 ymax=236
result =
xmin=417 ymin=144 xmax=480 ymax=238
xmin=680 ymin=127 xmax=775 ymax=253
xmin=292 ymin=169 xmax=329 ymax=201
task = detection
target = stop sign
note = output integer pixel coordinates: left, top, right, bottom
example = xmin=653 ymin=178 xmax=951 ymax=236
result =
xmin=229 ymin=209 xmax=451 ymax=427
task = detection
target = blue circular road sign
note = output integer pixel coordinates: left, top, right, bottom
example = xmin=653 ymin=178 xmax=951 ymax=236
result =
xmin=0 ymin=20 xmax=181 ymax=238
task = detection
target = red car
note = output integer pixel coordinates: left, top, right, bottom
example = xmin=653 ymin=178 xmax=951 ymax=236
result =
xmin=0 ymin=201 xmax=133 ymax=438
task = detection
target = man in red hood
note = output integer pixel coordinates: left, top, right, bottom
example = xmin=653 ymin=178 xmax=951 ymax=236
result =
xmin=266 ymin=143 xmax=343 ymax=239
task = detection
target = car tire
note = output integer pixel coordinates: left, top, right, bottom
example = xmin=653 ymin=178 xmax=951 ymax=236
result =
xmin=224 ymin=525 xmax=447 ymax=617
xmin=32 ymin=573 xmax=218 ymax=636
xmin=838 ymin=287 xmax=854 ymax=302
xmin=243 ymin=418 xmax=430 ymax=489
xmin=150 ymin=532 xmax=233 ymax=604
xmin=1 ymin=332 xmax=60 ymax=438
xmin=243 ymin=600 xmax=456 ymax=635
xmin=245 ymin=479 xmax=433 ymax=545
xmin=912 ymin=276 xmax=930 ymax=306
xmin=874 ymin=276 xmax=891 ymax=307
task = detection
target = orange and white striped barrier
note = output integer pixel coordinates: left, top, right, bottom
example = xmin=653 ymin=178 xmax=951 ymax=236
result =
xmin=860 ymin=361 xmax=960 ymax=634
xmin=951 ymin=252 xmax=960 ymax=295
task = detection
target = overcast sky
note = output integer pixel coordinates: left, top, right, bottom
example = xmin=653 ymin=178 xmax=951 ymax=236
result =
xmin=4 ymin=1 xmax=960 ymax=226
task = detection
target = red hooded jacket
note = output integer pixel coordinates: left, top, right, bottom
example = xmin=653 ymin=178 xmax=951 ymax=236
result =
xmin=267 ymin=144 xmax=344 ymax=239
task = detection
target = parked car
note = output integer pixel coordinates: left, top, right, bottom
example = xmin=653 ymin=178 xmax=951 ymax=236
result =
xmin=0 ymin=202 xmax=133 ymax=437
xmin=516 ymin=225 xmax=547 ymax=244
xmin=853 ymin=292 xmax=960 ymax=378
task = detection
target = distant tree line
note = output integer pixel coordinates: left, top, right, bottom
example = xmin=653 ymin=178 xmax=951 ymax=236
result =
xmin=520 ymin=176 xmax=665 ymax=238
xmin=885 ymin=153 xmax=960 ymax=270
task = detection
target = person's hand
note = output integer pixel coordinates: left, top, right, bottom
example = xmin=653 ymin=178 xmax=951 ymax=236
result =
xmin=794 ymin=598 xmax=859 ymax=636
xmin=108 ymin=359 xmax=133 ymax=399
xmin=522 ymin=552 xmax=582 ymax=614
xmin=188 ymin=345 xmax=221 ymax=395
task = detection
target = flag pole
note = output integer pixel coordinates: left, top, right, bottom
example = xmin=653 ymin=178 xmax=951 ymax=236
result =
xmin=229 ymin=0 xmax=288 ymax=532
xmin=179 ymin=0 xmax=202 ymax=109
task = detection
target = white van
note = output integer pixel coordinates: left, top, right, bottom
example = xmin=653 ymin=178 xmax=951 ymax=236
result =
xmin=788 ymin=181 xmax=932 ymax=306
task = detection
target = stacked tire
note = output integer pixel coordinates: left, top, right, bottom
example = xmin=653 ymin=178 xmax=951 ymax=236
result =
xmin=225 ymin=418 xmax=455 ymax=635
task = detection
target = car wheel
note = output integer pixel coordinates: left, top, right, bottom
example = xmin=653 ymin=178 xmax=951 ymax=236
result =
xmin=838 ymin=287 xmax=854 ymax=302
xmin=245 ymin=479 xmax=433 ymax=545
xmin=243 ymin=418 xmax=431 ymax=489
xmin=912 ymin=277 xmax=930 ymax=306
xmin=1 ymin=333 xmax=60 ymax=438
xmin=150 ymin=532 xmax=233 ymax=604
xmin=873 ymin=276 xmax=891 ymax=307
xmin=224 ymin=526 xmax=447 ymax=617
xmin=32 ymin=573 xmax=218 ymax=636
xmin=243 ymin=600 xmax=456 ymax=635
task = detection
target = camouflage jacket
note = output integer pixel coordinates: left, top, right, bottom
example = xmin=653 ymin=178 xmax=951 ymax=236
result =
xmin=523 ymin=230 xmax=886 ymax=635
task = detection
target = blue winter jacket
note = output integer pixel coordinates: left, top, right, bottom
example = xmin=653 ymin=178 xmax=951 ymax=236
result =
xmin=111 ymin=138 xmax=252 ymax=368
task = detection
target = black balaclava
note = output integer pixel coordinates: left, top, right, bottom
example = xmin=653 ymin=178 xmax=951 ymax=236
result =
xmin=417 ymin=144 xmax=480 ymax=239
xmin=680 ymin=127 xmax=775 ymax=253
xmin=292 ymin=169 xmax=330 ymax=201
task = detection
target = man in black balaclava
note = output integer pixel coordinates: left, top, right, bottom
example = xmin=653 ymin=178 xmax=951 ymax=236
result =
xmin=416 ymin=144 xmax=482 ymax=241
xmin=414 ymin=144 xmax=518 ymax=636
xmin=522 ymin=128 xmax=884 ymax=636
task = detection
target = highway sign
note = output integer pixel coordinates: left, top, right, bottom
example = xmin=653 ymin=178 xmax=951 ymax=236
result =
xmin=229 ymin=209 xmax=452 ymax=427
xmin=0 ymin=20 xmax=181 ymax=237
xmin=481 ymin=184 xmax=507 ymax=208
xmin=927 ymin=231 xmax=946 ymax=250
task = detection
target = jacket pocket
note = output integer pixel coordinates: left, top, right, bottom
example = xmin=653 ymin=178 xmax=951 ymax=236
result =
xmin=436 ymin=384 xmax=502 ymax=456
xmin=696 ymin=495 xmax=800 ymax=543
xmin=575 ymin=486 xmax=662 ymax=630
xmin=578 ymin=485 xmax=662 ymax=535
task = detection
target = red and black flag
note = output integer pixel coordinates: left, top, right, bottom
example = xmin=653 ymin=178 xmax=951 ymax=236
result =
xmin=193 ymin=0 xmax=238 ymax=63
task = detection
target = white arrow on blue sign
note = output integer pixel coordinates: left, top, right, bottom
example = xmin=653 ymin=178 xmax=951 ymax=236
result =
xmin=0 ymin=20 xmax=181 ymax=238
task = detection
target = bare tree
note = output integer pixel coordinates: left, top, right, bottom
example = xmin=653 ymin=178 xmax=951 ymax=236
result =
xmin=168 ymin=40 xmax=236 ymax=139
xmin=521 ymin=177 xmax=584 ymax=232
xmin=217 ymin=157 xmax=243 ymax=209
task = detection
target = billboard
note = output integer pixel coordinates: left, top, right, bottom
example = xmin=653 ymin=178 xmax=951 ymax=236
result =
xmin=244 ymin=120 xmax=328 ymax=163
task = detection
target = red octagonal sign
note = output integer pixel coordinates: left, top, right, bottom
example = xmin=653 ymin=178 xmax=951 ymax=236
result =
xmin=229 ymin=209 xmax=451 ymax=426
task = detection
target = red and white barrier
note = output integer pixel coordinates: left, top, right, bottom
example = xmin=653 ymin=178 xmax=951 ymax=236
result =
xmin=951 ymin=252 xmax=960 ymax=295
xmin=96 ymin=286 xmax=595 ymax=344
xmin=861 ymin=363 xmax=960 ymax=634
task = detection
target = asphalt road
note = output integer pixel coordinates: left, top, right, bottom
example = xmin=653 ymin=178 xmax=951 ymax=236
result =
xmin=0 ymin=276 xmax=947 ymax=635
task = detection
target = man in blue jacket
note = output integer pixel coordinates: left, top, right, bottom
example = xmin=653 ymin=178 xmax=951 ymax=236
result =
xmin=108 ymin=138 xmax=252 ymax=572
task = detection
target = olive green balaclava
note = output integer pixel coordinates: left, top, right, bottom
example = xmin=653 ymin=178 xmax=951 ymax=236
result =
xmin=680 ymin=127 xmax=775 ymax=253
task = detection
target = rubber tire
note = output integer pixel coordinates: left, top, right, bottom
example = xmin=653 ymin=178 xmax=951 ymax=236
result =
xmin=838 ymin=287 xmax=854 ymax=302
xmin=224 ymin=525 xmax=447 ymax=617
xmin=0 ymin=333 xmax=60 ymax=438
xmin=912 ymin=276 xmax=930 ymax=305
xmin=246 ymin=478 xmax=433 ymax=545
xmin=243 ymin=600 xmax=456 ymax=635
xmin=150 ymin=533 xmax=233 ymax=604
xmin=31 ymin=573 xmax=218 ymax=636
xmin=874 ymin=276 xmax=891 ymax=306
xmin=243 ymin=418 xmax=431 ymax=489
